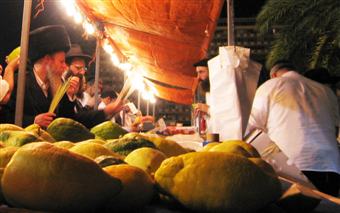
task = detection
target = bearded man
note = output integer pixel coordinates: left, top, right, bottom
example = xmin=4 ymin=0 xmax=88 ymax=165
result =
xmin=193 ymin=58 xmax=212 ymax=133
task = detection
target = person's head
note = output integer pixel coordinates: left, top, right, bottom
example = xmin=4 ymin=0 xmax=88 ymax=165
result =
xmin=85 ymin=78 xmax=103 ymax=97
xmin=100 ymin=87 xmax=118 ymax=105
xmin=270 ymin=60 xmax=296 ymax=79
xmin=28 ymin=25 xmax=71 ymax=96
xmin=193 ymin=58 xmax=210 ymax=93
xmin=65 ymin=44 xmax=93 ymax=79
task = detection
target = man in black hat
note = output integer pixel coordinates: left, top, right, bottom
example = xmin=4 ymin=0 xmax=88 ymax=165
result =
xmin=193 ymin=58 xmax=212 ymax=133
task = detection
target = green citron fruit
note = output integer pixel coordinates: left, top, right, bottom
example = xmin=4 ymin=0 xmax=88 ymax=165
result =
xmin=0 ymin=130 xmax=43 ymax=147
xmin=1 ymin=142 xmax=122 ymax=213
xmin=0 ymin=124 xmax=24 ymax=134
xmin=154 ymin=152 xmax=282 ymax=213
xmin=7 ymin=46 xmax=20 ymax=63
xmin=104 ymin=135 xmax=157 ymax=156
xmin=91 ymin=121 xmax=128 ymax=140
xmin=46 ymin=117 xmax=95 ymax=142
xmin=94 ymin=155 xmax=127 ymax=168
xmin=25 ymin=124 xmax=56 ymax=143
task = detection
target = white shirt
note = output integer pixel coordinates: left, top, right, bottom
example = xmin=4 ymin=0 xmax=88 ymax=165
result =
xmin=0 ymin=76 xmax=9 ymax=101
xmin=79 ymin=92 xmax=91 ymax=107
xmin=98 ymin=101 xmax=116 ymax=123
xmin=249 ymin=71 xmax=340 ymax=174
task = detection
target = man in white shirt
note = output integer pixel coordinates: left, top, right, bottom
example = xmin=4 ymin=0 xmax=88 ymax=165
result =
xmin=249 ymin=60 xmax=340 ymax=196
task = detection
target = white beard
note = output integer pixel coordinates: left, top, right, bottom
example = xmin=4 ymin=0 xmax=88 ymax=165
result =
xmin=46 ymin=64 xmax=62 ymax=98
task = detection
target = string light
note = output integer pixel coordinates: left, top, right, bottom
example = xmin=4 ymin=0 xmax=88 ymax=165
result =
xmin=66 ymin=5 xmax=76 ymax=16
xmin=74 ymin=12 xmax=83 ymax=23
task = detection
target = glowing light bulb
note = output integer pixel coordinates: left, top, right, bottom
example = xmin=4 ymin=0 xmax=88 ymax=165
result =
xmin=103 ymin=44 xmax=113 ymax=53
xmin=111 ymin=54 xmax=120 ymax=66
xmin=74 ymin=12 xmax=82 ymax=23
xmin=66 ymin=6 xmax=76 ymax=16
xmin=150 ymin=97 xmax=156 ymax=104
xmin=85 ymin=22 xmax=95 ymax=34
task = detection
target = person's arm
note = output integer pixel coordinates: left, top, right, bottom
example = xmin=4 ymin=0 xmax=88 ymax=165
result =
xmin=1 ymin=56 xmax=20 ymax=104
xmin=194 ymin=103 xmax=210 ymax=117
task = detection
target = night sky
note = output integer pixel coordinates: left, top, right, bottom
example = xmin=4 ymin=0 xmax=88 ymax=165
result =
xmin=0 ymin=0 xmax=266 ymax=69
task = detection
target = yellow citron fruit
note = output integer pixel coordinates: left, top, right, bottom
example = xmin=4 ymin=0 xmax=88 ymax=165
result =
xmin=198 ymin=142 xmax=221 ymax=152
xmin=53 ymin=141 xmax=75 ymax=149
xmin=7 ymin=46 xmax=20 ymax=63
xmin=154 ymin=152 xmax=282 ymax=213
xmin=0 ymin=147 xmax=19 ymax=168
xmin=69 ymin=142 xmax=125 ymax=160
xmin=0 ymin=124 xmax=24 ymax=134
xmin=77 ymin=138 xmax=107 ymax=145
xmin=25 ymin=124 xmax=56 ymax=143
xmin=0 ymin=142 xmax=5 ymax=148
xmin=102 ymin=164 xmax=156 ymax=212
xmin=1 ymin=142 xmax=122 ymax=213
xmin=143 ymin=135 xmax=188 ymax=157
xmin=124 ymin=147 xmax=167 ymax=175
xmin=209 ymin=140 xmax=261 ymax=158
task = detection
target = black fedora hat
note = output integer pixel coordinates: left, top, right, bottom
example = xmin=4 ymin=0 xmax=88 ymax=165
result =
xmin=193 ymin=58 xmax=209 ymax=67
xmin=28 ymin=25 xmax=71 ymax=64
xmin=66 ymin=44 xmax=93 ymax=66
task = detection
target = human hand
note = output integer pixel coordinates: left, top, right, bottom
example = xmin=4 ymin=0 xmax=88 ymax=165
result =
xmin=104 ymin=99 xmax=124 ymax=117
xmin=34 ymin=112 xmax=56 ymax=128
xmin=66 ymin=76 xmax=80 ymax=97
xmin=6 ymin=55 xmax=20 ymax=71
xmin=194 ymin=103 xmax=210 ymax=116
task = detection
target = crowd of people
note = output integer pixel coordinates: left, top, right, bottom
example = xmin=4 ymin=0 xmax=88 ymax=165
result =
xmin=0 ymin=25 xmax=153 ymax=130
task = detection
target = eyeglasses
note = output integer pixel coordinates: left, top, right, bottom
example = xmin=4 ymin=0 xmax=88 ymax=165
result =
xmin=71 ymin=64 xmax=88 ymax=72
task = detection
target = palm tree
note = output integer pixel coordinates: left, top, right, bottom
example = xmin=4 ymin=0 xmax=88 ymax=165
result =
xmin=256 ymin=0 xmax=340 ymax=74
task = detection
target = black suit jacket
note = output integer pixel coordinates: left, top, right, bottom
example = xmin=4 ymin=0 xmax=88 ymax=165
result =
xmin=1 ymin=71 xmax=107 ymax=129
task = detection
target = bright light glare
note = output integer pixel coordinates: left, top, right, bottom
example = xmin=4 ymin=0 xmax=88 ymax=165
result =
xmin=142 ymin=91 xmax=149 ymax=100
xmin=126 ymin=70 xmax=132 ymax=76
xmin=84 ymin=22 xmax=95 ymax=34
xmin=118 ymin=63 xmax=132 ymax=71
xmin=66 ymin=6 xmax=76 ymax=16
xmin=61 ymin=0 xmax=75 ymax=7
xmin=150 ymin=97 xmax=156 ymax=104
xmin=132 ymin=77 xmax=145 ymax=91
xmin=111 ymin=54 xmax=120 ymax=66
xmin=104 ymin=44 xmax=113 ymax=53
xmin=74 ymin=13 xmax=82 ymax=23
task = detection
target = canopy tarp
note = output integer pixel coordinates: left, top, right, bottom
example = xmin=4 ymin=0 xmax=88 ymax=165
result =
xmin=76 ymin=0 xmax=224 ymax=104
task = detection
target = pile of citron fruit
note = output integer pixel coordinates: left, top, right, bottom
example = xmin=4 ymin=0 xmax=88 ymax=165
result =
xmin=0 ymin=118 xmax=322 ymax=213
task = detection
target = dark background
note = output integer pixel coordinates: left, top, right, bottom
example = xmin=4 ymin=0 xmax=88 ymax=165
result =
xmin=0 ymin=0 xmax=266 ymax=70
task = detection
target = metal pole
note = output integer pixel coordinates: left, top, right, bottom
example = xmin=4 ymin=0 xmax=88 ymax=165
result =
xmin=152 ymin=102 xmax=155 ymax=117
xmin=94 ymin=40 xmax=101 ymax=110
xmin=227 ymin=0 xmax=235 ymax=46
xmin=15 ymin=0 xmax=32 ymax=126
xmin=138 ymin=90 xmax=141 ymax=115
xmin=147 ymin=99 xmax=149 ymax=116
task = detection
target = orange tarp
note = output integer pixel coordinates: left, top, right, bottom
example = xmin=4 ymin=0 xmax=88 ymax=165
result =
xmin=76 ymin=0 xmax=224 ymax=104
